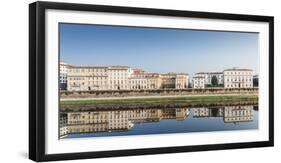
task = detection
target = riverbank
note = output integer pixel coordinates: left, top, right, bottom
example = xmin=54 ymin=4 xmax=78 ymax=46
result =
xmin=60 ymin=87 xmax=258 ymax=99
xmin=60 ymin=94 xmax=258 ymax=107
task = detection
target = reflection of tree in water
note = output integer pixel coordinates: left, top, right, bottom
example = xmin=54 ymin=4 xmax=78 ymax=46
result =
xmin=253 ymin=105 xmax=259 ymax=111
xmin=59 ymin=104 xmax=258 ymax=138
xmin=211 ymin=108 xmax=219 ymax=116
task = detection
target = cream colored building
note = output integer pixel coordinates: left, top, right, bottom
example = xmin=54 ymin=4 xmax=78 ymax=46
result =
xmin=108 ymin=66 xmax=132 ymax=90
xmin=129 ymin=71 xmax=188 ymax=90
xmin=66 ymin=64 xmax=188 ymax=91
xmin=175 ymin=73 xmax=189 ymax=89
xmin=129 ymin=109 xmax=162 ymax=122
xmin=223 ymin=68 xmax=253 ymax=88
xmin=146 ymin=73 xmax=162 ymax=89
xmin=67 ymin=66 xmax=108 ymax=91
xmin=129 ymin=72 xmax=148 ymax=90
xmin=66 ymin=110 xmax=133 ymax=134
xmin=160 ymin=73 xmax=188 ymax=89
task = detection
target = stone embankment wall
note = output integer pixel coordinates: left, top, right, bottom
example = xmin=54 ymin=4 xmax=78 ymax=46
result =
xmin=60 ymin=88 xmax=258 ymax=99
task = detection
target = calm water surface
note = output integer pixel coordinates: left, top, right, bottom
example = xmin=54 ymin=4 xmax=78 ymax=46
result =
xmin=60 ymin=104 xmax=258 ymax=139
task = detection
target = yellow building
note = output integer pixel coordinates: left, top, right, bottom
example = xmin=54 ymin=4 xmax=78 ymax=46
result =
xmin=146 ymin=73 xmax=162 ymax=89
xmin=160 ymin=73 xmax=188 ymax=89
xmin=67 ymin=66 xmax=108 ymax=91
xmin=66 ymin=110 xmax=133 ymax=134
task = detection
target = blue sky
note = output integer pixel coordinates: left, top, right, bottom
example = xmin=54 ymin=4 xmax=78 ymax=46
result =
xmin=60 ymin=23 xmax=259 ymax=76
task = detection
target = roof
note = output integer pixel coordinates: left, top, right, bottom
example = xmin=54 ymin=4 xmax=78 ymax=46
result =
xmin=195 ymin=72 xmax=223 ymax=75
xmin=68 ymin=66 xmax=108 ymax=69
xmin=161 ymin=72 xmax=189 ymax=76
xmin=193 ymin=76 xmax=205 ymax=79
xmin=108 ymin=66 xmax=130 ymax=69
xmin=223 ymin=68 xmax=253 ymax=71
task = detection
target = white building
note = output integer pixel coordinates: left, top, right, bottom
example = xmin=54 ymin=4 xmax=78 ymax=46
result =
xmin=206 ymin=72 xmax=224 ymax=85
xmin=224 ymin=105 xmax=254 ymax=123
xmin=193 ymin=73 xmax=206 ymax=88
xmin=223 ymin=68 xmax=253 ymax=88
xmin=129 ymin=68 xmax=148 ymax=90
xmin=59 ymin=113 xmax=68 ymax=137
xmin=192 ymin=72 xmax=223 ymax=88
xmin=60 ymin=62 xmax=70 ymax=90
xmin=108 ymin=66 xmax=132 ymax=90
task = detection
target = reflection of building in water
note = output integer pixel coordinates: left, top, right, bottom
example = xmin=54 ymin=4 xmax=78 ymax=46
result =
xmin=192 ymin=106 xmax=254 ymax=123
xmin=161 ymin=108 xmax=189 ymax=120
xmin=223 ymin=68 xmax=253 ymax=88
xmin=193 ymin=107 xmax=224 ymax=117
xmin=176 ymin=108 xmax=190 ymax=121
xmin=59 ymin=113 xmax=68 ymax=137
xmin=224 ymin=105 xmax=254 ymax=123
xmin=67 ymin=112 xmax=109 ymax=133
xmin=129 ymin=109 xmax=162 ymax=122
xmin=61 ymin=107 xmax=189 ymax=136
xmin=108 ymin=110 xmax=132 ymax=130
xmin=192 ymin=72 xmax=224 ymax=88
xmin=59 ymin=105 xmax=256 ymax=137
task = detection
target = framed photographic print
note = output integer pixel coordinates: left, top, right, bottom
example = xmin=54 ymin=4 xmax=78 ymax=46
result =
xmin=29 ymin=1 xmax=274 ymax=162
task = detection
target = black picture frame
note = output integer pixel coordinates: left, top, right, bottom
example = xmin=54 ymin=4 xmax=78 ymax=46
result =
xmin=29 ymin=1 xmax=274 ymax=162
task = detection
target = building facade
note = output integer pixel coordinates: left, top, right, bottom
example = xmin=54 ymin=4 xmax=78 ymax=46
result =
xmin=160 ymin=73 xmax=188 ymax=89
xmin=66 ymin=64 xmax=188 ymax=91
xmin=193 ymin=73 xmax=206 ymax=88
xmin=108 ymin=66 xmax=132 ymax=90
xmin=60 ymin=62 xmax=71 ymax=90
xmin=223 ymin=68 xmax=253 ymax=88
xmin=129 ymin=71 xmax=148 ymax=90
xmin=145 ymin=73 xmax=162 ymax=89
xmin=59 ymin=113 xmax=68 ymax=137
xmin=224 ymin=105 xmax=254 ymax=123
xmin=206 ymin=72 xmax=224 ymax=85
xmin=67 ymin=66 xmax=108 ymax=91
xmin=192 ymin=72 xmax=223 ymax=88
xmin=62 ymin=107 xmax=190 ymax=136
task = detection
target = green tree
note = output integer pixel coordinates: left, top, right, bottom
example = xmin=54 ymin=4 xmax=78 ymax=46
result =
xmin=253 ymin=78 xmax=258 ymax=87
xmin=211 ymin=76 xmax=218 ymax=86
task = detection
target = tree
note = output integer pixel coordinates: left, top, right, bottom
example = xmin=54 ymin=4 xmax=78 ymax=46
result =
xmin=253 ymin=78 xmax=258 ymax=87
xmin=211 ymin=76 xmax=218 ymax=86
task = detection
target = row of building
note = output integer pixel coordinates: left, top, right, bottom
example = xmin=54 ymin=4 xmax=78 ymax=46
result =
xmin=60 ymin=105 xmax=255 ymax=137
xmin=60 ymin=62 xmax=258 ymax=91
xmin=193 ymin=69 xmax=257 ymax=89
xmin=60 ymin=62 xmax=188 ymax=91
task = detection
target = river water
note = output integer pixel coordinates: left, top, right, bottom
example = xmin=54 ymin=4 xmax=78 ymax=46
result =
xmin=60 ymin=103 xmax=258 ymax=139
